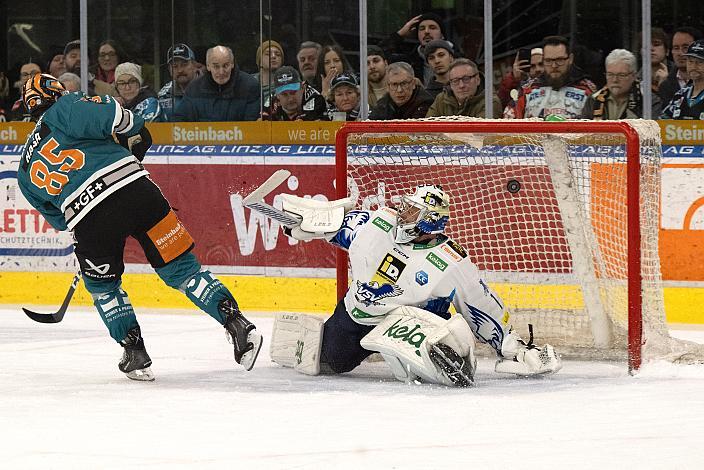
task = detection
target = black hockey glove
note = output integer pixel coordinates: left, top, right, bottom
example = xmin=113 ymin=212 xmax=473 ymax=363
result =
xmin=116 ymin=126 xmax=152 ymax=161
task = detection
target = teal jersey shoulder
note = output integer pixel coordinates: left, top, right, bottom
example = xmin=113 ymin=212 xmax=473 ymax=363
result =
xmin=17 ymin=93 xmax=146 ymax=231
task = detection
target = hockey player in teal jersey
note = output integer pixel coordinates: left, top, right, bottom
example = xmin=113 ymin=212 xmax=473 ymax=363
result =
xmin=269 ymin=184 xmax=562 ymax=386
xmin=18 ymin=73 xmax=262 ymax=380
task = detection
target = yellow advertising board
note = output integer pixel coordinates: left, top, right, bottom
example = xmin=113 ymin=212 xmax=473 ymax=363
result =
xmin=0 ymin=120 xmax=698 ymax=145
xmin=0 ymin=122 xmax=34 ymax=144
xmin=658 ymin=120 xmax=704 ymax=145
xmin=147 ymin=121 xmax=342 ymax=145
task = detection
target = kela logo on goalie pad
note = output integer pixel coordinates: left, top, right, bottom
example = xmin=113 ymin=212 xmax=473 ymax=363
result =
xmin=295 ymin=340 xmax=304 ymax=365
xmin=383 ymin=318 xmax=427 ymax=357
xmin=373 ymin=253 xmax=407 ymax=284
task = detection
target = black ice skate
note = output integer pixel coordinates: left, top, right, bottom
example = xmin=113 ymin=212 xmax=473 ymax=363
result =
xmin=220 ymin=298 xmax=262 ymax=371
xmin=119 ymin=326 xmax=155 ymax=381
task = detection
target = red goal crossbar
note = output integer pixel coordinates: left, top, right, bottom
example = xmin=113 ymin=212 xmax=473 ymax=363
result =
xmin=334 ymin=121 xmax=643 ymax=371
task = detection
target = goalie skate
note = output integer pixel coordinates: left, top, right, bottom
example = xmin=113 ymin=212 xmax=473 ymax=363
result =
xmin=220 ymin=298 xmax=263 ymax=371
xmin=429 ymin=343 xmax=476 ymax=387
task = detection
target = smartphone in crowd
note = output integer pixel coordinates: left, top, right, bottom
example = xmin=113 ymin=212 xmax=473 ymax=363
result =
xmin=518 ymin=48 xmax=531 ymax=64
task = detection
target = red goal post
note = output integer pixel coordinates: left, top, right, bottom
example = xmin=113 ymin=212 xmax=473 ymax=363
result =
xmin=335 ymin=119 xmax=659 ymax=372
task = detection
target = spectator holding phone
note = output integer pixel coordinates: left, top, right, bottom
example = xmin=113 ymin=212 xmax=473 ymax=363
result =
xmin=497 ymin=47 xmax=543 ymax=108
xmin=504 ymin=36 xmax=596 ymax=119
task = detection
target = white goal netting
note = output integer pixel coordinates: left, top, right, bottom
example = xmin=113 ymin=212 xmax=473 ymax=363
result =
xmin=337 ymin=118 xmax=704 ymax=369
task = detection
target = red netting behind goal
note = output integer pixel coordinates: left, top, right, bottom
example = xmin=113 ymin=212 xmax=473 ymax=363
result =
xmin=335 ymin=118 xmax=704 ymax=372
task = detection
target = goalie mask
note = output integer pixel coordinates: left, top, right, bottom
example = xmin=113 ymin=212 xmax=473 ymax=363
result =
xmin=22 ymin=72 xmax=66 ymax=117
xmin=394 ymin=185 xmax=450 ymax=244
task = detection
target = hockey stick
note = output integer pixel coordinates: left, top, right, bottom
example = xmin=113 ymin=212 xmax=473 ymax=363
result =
xmin=22 ymin=271 xmax=82 ymax=324
xmin=242 ymin=169 xmax=302 ymax=227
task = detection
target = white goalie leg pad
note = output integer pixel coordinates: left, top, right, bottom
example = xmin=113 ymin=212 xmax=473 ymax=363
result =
xmin=281 ymin=194 xmax=354 ymax=240
xmin=494 ymin=330 xmax=563 ymax=376
xmin=360 ymin=306 xmax=476 ymax=386
xmin=269 ymin=313 xmax=324 ymax=375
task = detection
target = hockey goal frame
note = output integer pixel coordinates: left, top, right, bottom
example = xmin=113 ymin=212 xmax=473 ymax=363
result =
xmin=335 ymin=120 xmax=645 ymax=371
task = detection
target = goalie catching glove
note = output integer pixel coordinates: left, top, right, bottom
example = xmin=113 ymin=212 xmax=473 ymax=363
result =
xmin=280 ymin=194 xmax=355 ymax=241
xmin=494 ymin=328 xmax=562 ymax=376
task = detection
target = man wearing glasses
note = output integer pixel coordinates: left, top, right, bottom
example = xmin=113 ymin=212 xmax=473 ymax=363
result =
xmin=581 ymin=49 xmax=661 ymax=120
xmin=368 ymin=62 xmax=433 ymax=120
xmin=504 ymin=35 xmax=596 ymax=119
xmin=9 ymin=61 xmax=41 ymax=121
xmin=426 ymin=58 xmax=501 ymax=118
xmin=661 ymin=40 xmax=704 ymax=120
xmin=660 ymin=27 xmax=703 ymax=105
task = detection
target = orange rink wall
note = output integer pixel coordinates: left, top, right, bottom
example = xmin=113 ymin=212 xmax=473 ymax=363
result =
xmin=2 ymin=119 xmax=704 ymax=323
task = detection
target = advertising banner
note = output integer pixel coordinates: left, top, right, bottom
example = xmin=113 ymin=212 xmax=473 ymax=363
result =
xmin=130 ymin=159 xmax=339 ymax=276
xmin=3 ymin=120 xmax=704 ymax=281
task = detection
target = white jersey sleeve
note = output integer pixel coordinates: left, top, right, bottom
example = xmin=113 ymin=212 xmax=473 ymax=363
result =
xmin=328 ymin=210 xmax=373 ymax=251
xmin=443 ymin=259 xmax=510 ymax=355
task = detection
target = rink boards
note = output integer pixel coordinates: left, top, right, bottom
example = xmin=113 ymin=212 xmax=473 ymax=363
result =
xmin=2 ymin=121 xmax=704 ymax=323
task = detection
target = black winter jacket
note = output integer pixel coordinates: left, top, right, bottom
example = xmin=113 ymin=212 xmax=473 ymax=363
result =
xmin=175 ymin=67 xmax=260 ymax=121
xmin=368 ymin=86 xmax=434 ymax=120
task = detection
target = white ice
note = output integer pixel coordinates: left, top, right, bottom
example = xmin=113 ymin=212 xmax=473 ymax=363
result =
xmin=2 ymin=307 xmax=704 ymax=470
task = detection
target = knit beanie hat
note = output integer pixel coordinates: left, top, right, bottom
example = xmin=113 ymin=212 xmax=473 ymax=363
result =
xmin=418 ymin=13 xmax=446 ymax=38
xmin=256 ymin=40 xmax=284 ymax=67
xmin=423 ymin=39 xmax=454 ymax=61
xmin=114 ymin=62 xmax=143 ymax=85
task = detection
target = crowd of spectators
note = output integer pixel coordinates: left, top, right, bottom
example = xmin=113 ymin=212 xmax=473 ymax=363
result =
xmin=1 ymin=15 xmax=704 ymax=123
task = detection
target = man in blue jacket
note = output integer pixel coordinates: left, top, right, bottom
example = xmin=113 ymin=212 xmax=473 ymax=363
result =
xmin=175 ymin=45 xmax=260 ymax=121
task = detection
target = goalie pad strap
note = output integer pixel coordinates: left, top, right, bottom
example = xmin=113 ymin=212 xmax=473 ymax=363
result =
xmin=270 ymin=313 xmax=324 ymax=375
xmin=360 ymin=306 xmax=476 ymax=386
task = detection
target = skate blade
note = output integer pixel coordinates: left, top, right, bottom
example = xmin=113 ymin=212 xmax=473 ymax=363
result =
xmin=240 ymin=331 xmax=263 ymax=371
xmin=125 ymin=367 xmax=155 ymax=381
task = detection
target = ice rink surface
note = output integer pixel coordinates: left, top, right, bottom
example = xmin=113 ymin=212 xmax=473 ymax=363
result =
xmin=2 ymin=307 xmax=704 ymax=470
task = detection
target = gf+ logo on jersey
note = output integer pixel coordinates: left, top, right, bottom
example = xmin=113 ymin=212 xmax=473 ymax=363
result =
xmin=415 ymin=270 xmax=428 ymax=286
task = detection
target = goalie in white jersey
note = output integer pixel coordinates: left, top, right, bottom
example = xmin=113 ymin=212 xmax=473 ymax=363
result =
xmin=269 ymin=183 xmax=561 ymax=386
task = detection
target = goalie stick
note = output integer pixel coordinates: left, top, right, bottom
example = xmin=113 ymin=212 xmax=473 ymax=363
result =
xmin=242 ymin=169 xmax=302 ymax=227
xmin=22 ymin=271 xmax=82 ymax=324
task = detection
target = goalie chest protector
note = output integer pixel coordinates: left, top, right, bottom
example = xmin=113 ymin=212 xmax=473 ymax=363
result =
xmin=343 ymin=207 xmax=476 ymax=326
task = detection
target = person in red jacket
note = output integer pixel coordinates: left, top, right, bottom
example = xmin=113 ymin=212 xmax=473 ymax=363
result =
xmin=504 ymin=36 xmax=596 ymax=119
xmin=497 ymin=47 xmax=544 ymax=108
